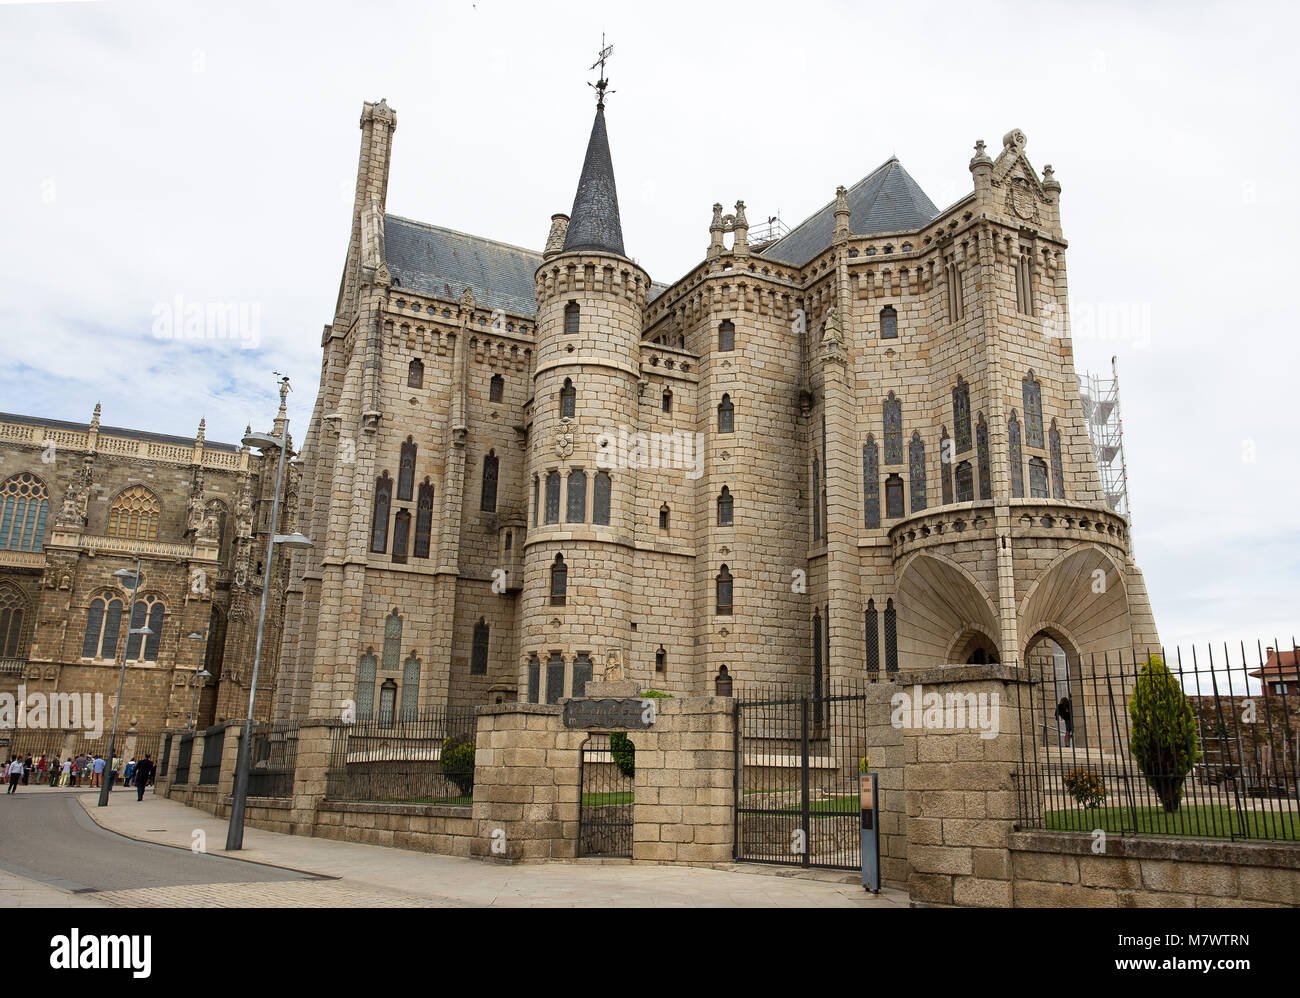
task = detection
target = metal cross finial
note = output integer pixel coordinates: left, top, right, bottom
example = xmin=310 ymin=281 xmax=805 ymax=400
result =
xmin=588 ymin=33 xmax=614 ymax=107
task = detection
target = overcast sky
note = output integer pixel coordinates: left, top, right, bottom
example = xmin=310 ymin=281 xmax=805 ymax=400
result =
xmin=1 ymin=0 xmax=1296 ymax=659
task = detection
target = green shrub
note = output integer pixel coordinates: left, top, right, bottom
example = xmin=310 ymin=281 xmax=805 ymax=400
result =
xmin=859 ymin=755 xmax=870 ymax=774
xmin=1128 ymin=654 xmax=1200 ymax=812
xmin=640 ymin=690 xmax=673 ymax=698
xmin=440 ymin=735 xmax=475 ymax=798
xmin=1062 ymin=767 xmax=1106 ymax=808
xmin=609 ymin=732 xmax=635 ymax=779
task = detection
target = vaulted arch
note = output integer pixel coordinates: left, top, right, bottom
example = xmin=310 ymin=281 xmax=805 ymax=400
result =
xmin=895 ymin=552 xmax=1000 ymax=670
xmin=1018 ymin=544 xmax=1132 ymax=661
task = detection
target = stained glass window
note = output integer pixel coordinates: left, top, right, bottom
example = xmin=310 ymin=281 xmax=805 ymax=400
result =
xmin=392 ymin=509 xmax=410 ymax=562
xmin=880 ymin=306 xmax=898 ymax=339
xmin=865 ymin=599 xmax=879 ymax=672
xmin=471 ymin=619 xmax=489 ymax=675
xmin=1009 ymin=412 xmax=1025 ymax=499
xmin=107 ymin=485 xmax=160 ymax=541
xmin=371 ymin=472 xmax=391 ymax=552
xmin=812 ymin=611 xmax=822 ymax=696
xmin=956 ymin=461 xmax=974 ymax=503
xmin=550 ymin=554 xmax=567 ymax=605
xmin=414 ymin=480 xmax=433 ymax=558
xmin=717 ymin=487 xmax=733 ymax=526
xmin=357 ymin=650 xmax=377 ymax=721
xmin=546 ymin=653 xmax=565 ymax=704
xmin=884 ymin=598 xmax=898 ymax=672
xmin=812 ymin=459 xmax=821 ymax=540
xmin=560 ymin=378 xmax=576 ymax=418
xmin=407 ymin=358 xmax=423 ymax=388
xmin=716 ymin=565 xmax=733 ymax=615
xmin=885 ymin=474 xmax=904 ymax=519
xmin=1029 ymin=457 xmax=1049 ymax=499
xmin=489 ymin=374 xmax=504 ymax=403
xmin=940 ymin=429 xmax=954 ymax=504
xmin=544 ymin=472 xmax=560 ymax=524
xmin=532 ymin=475 xmax=540 ymax=527
xmin=863 ymin=437 xmax=880 ymax=528
xmin=883 ymin=393 xmax=903 ymax=465
xmin=1049 ymin=421 xmax=1065 ymax=499
xmin=398 ymin=437 xmax=416 ymax=501
xmin=593 ymin=472 xmax=611 ymax=525
xmin=564 ymin=302 xmax=580 ymax=335
xmin=378 ymin=680 xmax=397 ymax=725
xmin=382 ymin=609 xmax=402 ymax=670
xmin=401 ymin=654 xmax=420 ymax=720
xmin=976 ymin=414 xmax=992 ymax=500
xmin=527 ymin=654 xmax=540 ymax=704
xmin=566 ymin=469 xmax=586 ymax=522
xmin=0 ymin=473 xmax=49 ymax=552
xmin=572 ymin=653 xmax=593 ymax=698
xmin=718 ymin=394 xmax=734 ymax=433
xmin=480 ymin=450 xmax=498 ymax=512
xmin=83 ymin=596 xmax=123 ymax=660
xmin=953 ymin=377 xmax=972 ymax=453
xmin=718 ymin=320 xmax=735 ymax=352
xmin=1023 ymin=372 xmax=1044 ymax=449
xmin=0 ymin=585 xmax=25 ymax=658
xmin=908 ymin=432 xmax=927 ymax=512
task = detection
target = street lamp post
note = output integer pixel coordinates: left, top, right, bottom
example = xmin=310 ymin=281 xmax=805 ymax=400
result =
xmin=185 ymin=630 xmax=211 ymax=729
xmin=97 ymin=558 xmax=153 ymax=807
xmin=226 ymin=376 xmax=312 ymax=850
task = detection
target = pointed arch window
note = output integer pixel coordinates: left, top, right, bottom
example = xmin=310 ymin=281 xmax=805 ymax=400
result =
xmin=1009 ymin=412 xmax=1025 ymax=498
xmin=122 ymin=595 xmax=165 ymax=663
xmin=407 ymin=358 xmax=424 ymax=388
xmin=880 ymin=305 xmax=898 ymax=339
xmin=1 ymin=473 xmax=49 ymax=552
xmin=572 ymin=652 xmax=593 ymax=698
xmin=811 ymin=458 xmax=821 ymax=540
xmin=1028 ymin=457 xmax=1050 ymax=499
xmin=593 ymin=471 xmax=611 ymax=525
xmin=718 ymin=320 xmax=735 ymax=352
xmin=107 ymin=485 xmax=160 ymax=541
xmin=715 ymin=565 xmax=733 ymax=615
xmin=471 ymin=618 xmax=489 ymax=675
xmin=863 ymin=436 xmax=880 ymax=528
xmin=718 ymin=393 xmax=734 ymax=433
xmin=662 ymin=389 xmax=673 ymax=413
xmin=717 ymin=486 xmax=733 ymax=526
xmin=812 ymin=610 xmax=823 ymax=696
xmin=82 ymin=595 xmax=123 ymax=660
xmin=884 ymin=598 xmax=898 ymax=672
xmin=1049 ymin=421 xmax=1065 ymax=498
xmin=940 ymin=428 xmax=954 ymax=504
xmin=370 ymin=472 xmax=392 ymax=553
xmin=659 ymin=503 xmax=670 ymax=531
xmin=564 ymin=302 xmax=580 ymax=335
xmin=489 ymin=373 xmax=504 ymax=403
xmin=397 ymin=437 xmax=417 ymax=501
xmin=357 ymin=650 xmax=377 ymax=721
xmin=401 ymin=653 xmax=420 ymax=720
xmin=908 ymin=432 xmax=927 ymax=512
xmin=560 ymin=378 xmax=576 ymax=418
xmin=480 ymin=450 xmax=499 ymax=512
xmin=1023 ymin=371 xmax=1044 ymax=448
xmin=532 ymin=474 xmax=540 ymax=527
xmin=382 ymin=609 xmax=403 ymax=670
xmin=546 ymin=652 xmax=565 ymax=704
xmin=955 ymin=460 xmax=974 ymax=503
xmin=885 ymin=474 xmax=904 ymax=520
xmin=0 ymin=585 xmax=29 ymax=658
xmin=550 ymin=554 xmax=567 ymax=606
xmin=566 ymin=468 xmax=587 ymax=522
xmin=1016 ymin=250 xmax=1035 ymax=316
xmin=883 ymin=393 xmax=903 ymax=465
xmin=544 ymin=472 xmax=561 ymax=524
xmin=976 ymin=414 xmax=992 ymax=500
xmin=414 ymin=480 xmax=433 ymax=558
xmin=655 ymin=646 xmax=667 ymax=674
xmin=378 ymin=679 xmax=397 ymax=725
xmin=527 ymin=654 xmax=540 ymax=704
xmin=952 ymin=376 xmax=972 ymax=453
xmin=865 ymin=598 xmax=880 ymax=673
xmin=392 ymin=508 xmax=411 ymax=562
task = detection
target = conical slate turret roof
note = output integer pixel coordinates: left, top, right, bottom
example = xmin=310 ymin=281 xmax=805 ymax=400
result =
xmin=562 ymin=105 xmax=625 ymax=256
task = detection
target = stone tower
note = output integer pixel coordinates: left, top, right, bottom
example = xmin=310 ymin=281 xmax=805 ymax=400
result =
xmin=522 ymin=100 xmax=652 ymax=701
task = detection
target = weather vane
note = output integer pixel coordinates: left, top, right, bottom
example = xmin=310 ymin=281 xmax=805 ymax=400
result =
xmin=588 ymin=33 xmax=614 ymax=108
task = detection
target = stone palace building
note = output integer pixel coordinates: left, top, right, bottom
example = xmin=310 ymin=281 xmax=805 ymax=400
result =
xmin=271 ymin=89 xmax=1160 ymax=724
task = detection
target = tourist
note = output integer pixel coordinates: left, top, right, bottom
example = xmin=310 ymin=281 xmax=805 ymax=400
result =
xmin=134 ymin=755 xmax=155 ymax=802
xmin=6 ymin=756 xmax=22 ymax=794
xmin=124 ymin=758 xmax=136 ymax=785
xmin=36 ymin=755 xmax=47 ymax=784
xmin=21 ymin=756 xmax=32 ymax=786
xmin=1055 ymin=694 xmax=1074 ymax=747
xmin=59 ymin=758 xmax=71 ymax=787
xmin=91 ymin=754 xmax=105 ymax=788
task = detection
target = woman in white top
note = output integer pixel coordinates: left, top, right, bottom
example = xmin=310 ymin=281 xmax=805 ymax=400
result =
xmin=60 ymin=758 xmax=72 ymax=787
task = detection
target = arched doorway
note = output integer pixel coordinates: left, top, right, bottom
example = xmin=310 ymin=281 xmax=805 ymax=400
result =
xmin=1024 ymin=629 xmax=1085 ymax=749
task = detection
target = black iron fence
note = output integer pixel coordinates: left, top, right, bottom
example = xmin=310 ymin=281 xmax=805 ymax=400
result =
xmin=1017 ymin=642 xmax=1300 ymax=842
xmin=198 ymin=724 xmax=225 ymax=785
xmin=173 ymin=733 xmax=193 ymax=785
xmin=326 ymin=707 xmax=477 ymax=804
xmin=734 ymin=679 xmax=870 ymax=870
xmin=244 ymin=721 xmax=300 ymax=798
xmin=0 ymin=727 xmax=169 ymax=785
xmin=579 ymin=733 xmax=634 ymax=857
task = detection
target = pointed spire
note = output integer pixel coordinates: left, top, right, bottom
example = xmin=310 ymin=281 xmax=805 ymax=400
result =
xmin=562 ymin=104 xmax=625 ymax=256
xmin=196 ymin=417 xmax=206 ymax=445
xmin=90 ymin=402 xmax=101 ymax=432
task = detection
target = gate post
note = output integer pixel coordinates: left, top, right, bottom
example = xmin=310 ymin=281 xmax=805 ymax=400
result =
xmin=288 ymin=720 xmax=335 ymax=836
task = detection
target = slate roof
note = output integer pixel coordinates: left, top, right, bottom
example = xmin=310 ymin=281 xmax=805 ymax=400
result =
xmin=0 ymin=412 xmax=239 ymax=452
xmin=563 ymin=105 xmax=625 ymax=256
xmin=758 ymin=158 xmax=940 ymax=266
xmin=384 ymin=215 xmax=544 ymax=317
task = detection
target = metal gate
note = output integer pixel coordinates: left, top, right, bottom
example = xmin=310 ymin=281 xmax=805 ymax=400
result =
xmin=579 ymin=733 xmax=633 ymax=858
xmin=734 ymin=682 xmax=869 ymax=870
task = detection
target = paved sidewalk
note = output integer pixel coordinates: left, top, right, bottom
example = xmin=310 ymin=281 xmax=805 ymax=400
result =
xmin=78 ymin=795 xmax=909 ymax=908
xmin=0 ymin=869 xmax=109 ymax=908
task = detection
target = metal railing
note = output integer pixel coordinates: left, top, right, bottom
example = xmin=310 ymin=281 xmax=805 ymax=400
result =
xmin=326 ymin=707 xmax=477 ymax=804
xmin=1016 ymin=642 xmax=1300 ymax=842
xmin=173 ymin=733 xmax=193 ymax=784
xmin=198 ymin=725 xmax=225 ymax=785
xmin=244 ymin=721 xmax=299 ymax=798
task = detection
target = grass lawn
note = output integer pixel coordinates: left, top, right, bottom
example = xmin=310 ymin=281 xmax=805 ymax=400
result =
xmin=1042 ymin=804 xmax=1299 ymax=841
xmin=582 ymin=791 xmax=633 ymax=806
xmin=365 ymin=795 xmax=473 ymax=806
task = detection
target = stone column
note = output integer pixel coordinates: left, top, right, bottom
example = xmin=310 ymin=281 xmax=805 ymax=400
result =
xmin=902 ymin=664 xmax=1030 ymax=907
xmin=289 ymin=720 xmax=336 ymax=836
xmin=217 ymin=723 xmax=243 ymax=809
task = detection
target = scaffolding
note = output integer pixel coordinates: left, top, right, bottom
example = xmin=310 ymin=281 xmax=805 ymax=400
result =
xmin=1078 ymin=355 xmax=1133 ymax=534
xmin=747 ymin=214 xmax=790 ymax=253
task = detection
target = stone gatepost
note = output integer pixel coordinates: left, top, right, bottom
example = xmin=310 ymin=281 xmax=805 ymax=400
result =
xmin=181 ymin=730 xmax=205 ymax=802
xmin=631 ymin=696 xmax=734 ymax=864
xmin=289 ymin=720 xmax=336 ymax=835
xmin=122 ymin=720 xmax=140 ymax=767
xmin=901 ymin=664 xmax=1030 ymax=907
xmin=470 ymin=703 xmax=583 ymax=862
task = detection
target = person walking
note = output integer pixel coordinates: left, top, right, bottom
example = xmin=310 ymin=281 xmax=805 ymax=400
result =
xmin=59 ymin=758 xmax=71 ymax=787
xmin=91 ymin=754 xmax=105 ymax=789
xmin=36 ymin=755 xmax=46 ymax=785
xmin=6 ymin=756 xmax=22 ymax=794
xmin=124 ymin=758 xmax=136 ymax=785
xmin=133 ymin=755 xmax=155 ymax=802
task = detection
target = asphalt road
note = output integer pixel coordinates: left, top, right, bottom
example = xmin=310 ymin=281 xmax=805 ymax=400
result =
xmin=0 ymin=788 xmax=312 ymax=894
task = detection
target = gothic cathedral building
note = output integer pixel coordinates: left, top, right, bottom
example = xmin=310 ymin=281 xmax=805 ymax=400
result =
xmin=273 ymin=94 xmax=1160 ymax=721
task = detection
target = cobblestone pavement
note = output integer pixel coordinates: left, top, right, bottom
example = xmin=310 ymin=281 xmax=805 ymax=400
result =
xmin=65 ymin=793 xmax=908 ymax=908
